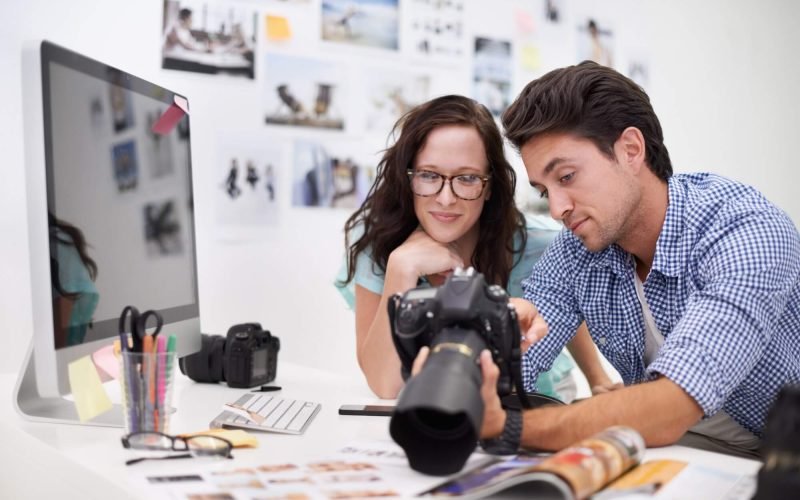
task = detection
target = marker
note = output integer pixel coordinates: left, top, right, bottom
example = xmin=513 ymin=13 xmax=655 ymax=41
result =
xmin=155 ymin=336 xmax=167 ymax=431
xmin=144 ymin=335 xmax=155 ymax=431
xmin=252 ymin=386 xmax=282 ymax=392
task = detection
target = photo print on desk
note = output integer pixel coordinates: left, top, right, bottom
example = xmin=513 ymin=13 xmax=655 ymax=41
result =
xmin=292 ymin=139 xmax=377 ymax=209
xmin=216 ymin=135 xmax=281 ymax=229
xmin=472 ymin=36 xmax=512 ymax=117
xmin=111 ymin=140 xmax=139 ymax=192
xmin=263 ymin=53 xmax=347 ymax=130
xmin=321 ymin=0 xmax=399 ymax=50
xmin=404 ymin=0 xmax=465 ymax=60
xmin=161 ymin=0 xmax=257 ymax=79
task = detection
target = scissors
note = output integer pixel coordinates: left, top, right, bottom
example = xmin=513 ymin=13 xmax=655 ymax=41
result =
xmin=118 ymin=305 xmax=164 ymax=353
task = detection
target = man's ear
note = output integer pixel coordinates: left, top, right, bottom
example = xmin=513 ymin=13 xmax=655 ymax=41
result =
xmin=615 ymin=127 xmax=646 ymax=173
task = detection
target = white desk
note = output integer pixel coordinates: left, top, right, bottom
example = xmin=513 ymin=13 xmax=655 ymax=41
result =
xmin=1 ymin=363 xmax=763 ymax=499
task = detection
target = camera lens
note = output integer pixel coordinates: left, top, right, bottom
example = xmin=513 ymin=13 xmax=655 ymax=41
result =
xmin=390 ymin=327 xmax=486 ymax=476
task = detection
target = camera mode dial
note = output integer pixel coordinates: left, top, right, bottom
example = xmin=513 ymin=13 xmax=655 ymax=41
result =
xmin=486 ymin=284 xmax=507 ymax=302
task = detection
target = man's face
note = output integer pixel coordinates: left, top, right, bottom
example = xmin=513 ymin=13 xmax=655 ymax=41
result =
xmin=521 ymin=132 xmax=641 ymax=252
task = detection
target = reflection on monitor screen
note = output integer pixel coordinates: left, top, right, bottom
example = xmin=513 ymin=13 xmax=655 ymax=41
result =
xmin=16 ymin=40 xmax=201 ymax=426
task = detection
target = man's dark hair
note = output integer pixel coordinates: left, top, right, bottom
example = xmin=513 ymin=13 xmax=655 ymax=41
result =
xmin=502 ymin=61 xmax=672 ymax=181
xmin=179 ymin=8 xmax=192 ymax=21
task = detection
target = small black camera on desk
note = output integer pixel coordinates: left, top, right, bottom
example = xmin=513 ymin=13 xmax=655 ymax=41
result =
xmin=179 ymin=323 xmax=280 ymax=388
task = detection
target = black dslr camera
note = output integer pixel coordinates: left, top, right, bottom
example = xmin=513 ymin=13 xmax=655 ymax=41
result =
xmin=179 ymin=323 xmax=280 ymax=388
xmin=388 ymin=267 xmax=531 ymax=476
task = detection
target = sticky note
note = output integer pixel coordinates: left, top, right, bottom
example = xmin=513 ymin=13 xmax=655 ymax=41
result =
xmin=515 ymin=9 xmax=536 ymax=35
xmin=151 ymin=102 xmax=186 ymax=135
xmin=266 ymin=15 xmax=291 ymax=41
xmin=180 ymin=429 xmax=259 ymax=448
xmin=68 ymin=356 xmax=113 ymax=422
xmin=520 ymin=45 xmax=542 ymax=71
xmin=92 ymin=343 xmax=120 ymax=380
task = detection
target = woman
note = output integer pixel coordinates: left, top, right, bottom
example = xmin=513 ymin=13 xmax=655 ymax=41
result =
xmin=336 ymin=95 xmax=613 ymax=399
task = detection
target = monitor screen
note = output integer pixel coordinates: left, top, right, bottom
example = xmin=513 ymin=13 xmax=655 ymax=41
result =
xmin=18 ymin=40 xmax=201 ymax=424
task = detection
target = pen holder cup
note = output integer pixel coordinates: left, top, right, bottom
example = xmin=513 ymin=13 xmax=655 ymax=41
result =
xmin=119 ymin=351 xmax=177 ymax=435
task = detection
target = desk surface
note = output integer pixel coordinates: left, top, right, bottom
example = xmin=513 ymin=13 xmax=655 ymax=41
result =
xmin=1 ymin=363 xmax=762 ymax=499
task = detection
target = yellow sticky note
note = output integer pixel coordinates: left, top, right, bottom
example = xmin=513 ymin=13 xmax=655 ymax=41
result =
xmin=68 ymin=356 xmax=113 ymax=422
xmin=266 ymin=15 xmax=291 ymax=42
xmin=180 ymin=428 xmax=259 ymax=448
xmin=520 ymin=45 xmax=542 ymax=71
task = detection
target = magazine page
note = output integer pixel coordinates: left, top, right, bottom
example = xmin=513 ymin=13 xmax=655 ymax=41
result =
xmin=595 ymin=459 xmax=756 ymax=499
xmin=527 ymin=426 xmax=646 ymax=500
xmin=421 ymin=454 xmax=573 ymax=499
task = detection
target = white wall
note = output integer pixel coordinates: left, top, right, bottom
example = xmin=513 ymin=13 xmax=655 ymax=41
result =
xmin=1 ymin=0 xmax=799 ymax=381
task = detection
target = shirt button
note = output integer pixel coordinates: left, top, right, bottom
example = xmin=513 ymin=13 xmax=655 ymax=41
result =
xmin=598 ymin=337 xmax=607 ymax=346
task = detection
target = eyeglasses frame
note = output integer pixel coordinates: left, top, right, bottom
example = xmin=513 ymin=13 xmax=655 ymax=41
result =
xmin=121 ymin=431 xmax=234 ymax=458
xmin=406 ymin=169 xmax=491 ymax=201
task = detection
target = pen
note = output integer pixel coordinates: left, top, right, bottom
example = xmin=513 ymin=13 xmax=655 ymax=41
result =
xmin=144 ymin=335 xmax=155 ymax=431
xmin=155 ymin=336 xmax=166 ymax=431
xmin=252 ymin=386 xmax=282 ymax=392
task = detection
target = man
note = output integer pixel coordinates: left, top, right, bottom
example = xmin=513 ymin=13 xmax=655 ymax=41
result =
xmin=463 ymin=61 xmax=799 ymax=459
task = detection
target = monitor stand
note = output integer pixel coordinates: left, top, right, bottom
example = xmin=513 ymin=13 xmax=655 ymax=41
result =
xmin=14 ymin=340 xmax=123 ymax=427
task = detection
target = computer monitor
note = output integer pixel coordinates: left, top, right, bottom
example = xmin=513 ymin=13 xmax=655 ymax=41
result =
xmin=16 ymin=40 xmax=201 ymax=426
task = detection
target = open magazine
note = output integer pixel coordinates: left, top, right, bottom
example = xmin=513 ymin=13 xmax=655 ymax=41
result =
xmin=422 ymin=425 xmax=644 ymax=499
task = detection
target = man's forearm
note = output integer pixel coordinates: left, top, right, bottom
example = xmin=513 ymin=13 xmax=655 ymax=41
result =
xmin=519 ymin=376 xmax=703 ymax=450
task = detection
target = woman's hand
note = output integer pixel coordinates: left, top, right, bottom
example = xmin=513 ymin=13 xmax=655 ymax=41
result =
xmin=389 ymin=228 xmax=465 ymax=281
xmin=508 ymin=298 xmax=548 ymax=352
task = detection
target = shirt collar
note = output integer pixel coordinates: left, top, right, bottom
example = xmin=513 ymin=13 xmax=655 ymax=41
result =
xmin=651 ymin=176 xmax=686 ymax=277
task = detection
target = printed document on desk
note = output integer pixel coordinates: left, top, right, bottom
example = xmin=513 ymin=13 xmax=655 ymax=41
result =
xmin=210 ymin=392 xmax=321 ymax=435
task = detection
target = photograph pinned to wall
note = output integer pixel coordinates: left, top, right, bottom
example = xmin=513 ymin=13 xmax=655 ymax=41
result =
xmin=111 ymin=141 xmax=139 ymax=192
xmin=623 ymin=52 xmax=651 ymax=90
xmin=264 ymin=53 xmax=347 ymax=130
xmin=144 ymin=108 xmax=176 ymax=179
xmin=321 ymin=0 xmax=399 ymax=50
xmin=545 ymin=0 xmax=562 ymax=24
xmin=109 ymin=83 xmax=134 ymax=133
xmin=216 ymin=135 xmax=282 ymax=228
xmin=404 ymin=0 xmax=465 ymax=60
xmin=292 ymin=139 xmax=378 ymax=209
xmin=578 ymin=17 xmax=614 ymax=68
xmin=161 ymin=0 xmax=257 ymax=79
xmin=144 ymin=199 xmax=184 ymax=256
xmin=472 ymin=37 xmax=512 ymax=117
xmin=364 ymin=69 xmax=430 ymax=133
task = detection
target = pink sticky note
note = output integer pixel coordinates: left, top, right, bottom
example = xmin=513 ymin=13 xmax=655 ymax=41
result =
xmin=151 ymin=95 xmax=189 ymax=135
xmin=92 ymin=344 xmax=120 ymax=380
xmin=515 ymin=9 xmax=536 ymax=35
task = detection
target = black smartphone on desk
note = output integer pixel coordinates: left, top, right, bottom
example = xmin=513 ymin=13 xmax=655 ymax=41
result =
xmin=338 ymin=404 xmax=395 ymax=417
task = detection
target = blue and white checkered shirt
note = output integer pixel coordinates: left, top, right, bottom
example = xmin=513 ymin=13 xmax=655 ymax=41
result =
xmin=522 ymin=173 xmax=800 ymax=436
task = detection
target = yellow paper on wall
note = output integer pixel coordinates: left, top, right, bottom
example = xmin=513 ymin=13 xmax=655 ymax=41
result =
xmin=520 ymin=45 xmax=542 ymax=71
xmin=68 ymin=355 xmax=113 ymax=422
xmin=266 ymin=15 xmax=291 ymax=41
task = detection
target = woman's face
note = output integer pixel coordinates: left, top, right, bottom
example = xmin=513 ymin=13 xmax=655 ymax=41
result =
xmin=412 ymin=124 xmax=490 ymax=247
